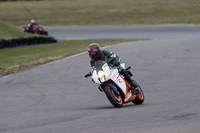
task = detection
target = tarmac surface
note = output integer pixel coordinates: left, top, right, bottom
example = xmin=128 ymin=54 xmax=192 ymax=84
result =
xmin=45 ymin=25 xmax=200 ymax=40
xmin=1 ymin=25 xmax=200 ymax=133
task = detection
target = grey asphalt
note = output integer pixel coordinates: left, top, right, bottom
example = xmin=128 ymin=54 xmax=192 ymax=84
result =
xmin=45 ymin=25 xmax=200 ymax=39
xmin=1 ymin=25 xmax=200 ymax=133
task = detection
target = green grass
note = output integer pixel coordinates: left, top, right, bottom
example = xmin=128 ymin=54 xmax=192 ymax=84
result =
xmin=0 ymin=39 xmax=146 ymax=77
xmin=0 ymin=21 xmax=35 ymax=39
xmin=0 ymin=0 xmax=200 ymax=26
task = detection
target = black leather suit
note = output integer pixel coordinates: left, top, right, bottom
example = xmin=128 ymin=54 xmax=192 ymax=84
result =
xmin=27 ymin=22 xmax=38 ymax=33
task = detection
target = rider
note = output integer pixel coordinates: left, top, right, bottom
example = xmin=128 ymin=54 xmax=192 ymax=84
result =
xmin=87 ymin=43 xmax=140 ymax=93
xmin=27 ymin=19 xmax=38 ymax=33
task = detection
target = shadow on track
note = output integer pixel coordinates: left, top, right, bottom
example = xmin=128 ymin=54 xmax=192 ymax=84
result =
xmin=81 ymin=103 xmax=146 ymax=110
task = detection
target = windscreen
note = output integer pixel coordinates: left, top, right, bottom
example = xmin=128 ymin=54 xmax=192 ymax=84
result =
xmin=95 ymin=60 xmax=106 ymax=72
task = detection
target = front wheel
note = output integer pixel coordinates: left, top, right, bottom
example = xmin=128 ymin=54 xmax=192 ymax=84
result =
xmin=104 ymin=85 xmax=123 ymax=108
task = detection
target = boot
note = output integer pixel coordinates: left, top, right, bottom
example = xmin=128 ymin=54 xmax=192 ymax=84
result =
xmin=130 ymin=80 xmax=141 ymax=94
xmin=119 ymin=68 xmax=141 ymax=94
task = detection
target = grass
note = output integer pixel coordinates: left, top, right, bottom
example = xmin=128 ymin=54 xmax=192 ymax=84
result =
xmin=0 ymin=21 xmax=35 ymax=39
xmin=0 ymin=0 xmax=200 ymax=26
xmin=0 ymin=39 xmax=146 ymax=77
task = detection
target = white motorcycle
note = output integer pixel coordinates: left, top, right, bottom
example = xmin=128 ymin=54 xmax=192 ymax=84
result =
xmin=85 ymin=59 xmax=144 ymax=108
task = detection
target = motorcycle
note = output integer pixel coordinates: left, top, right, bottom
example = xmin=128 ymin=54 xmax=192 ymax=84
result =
xmin=21 ymin=24 xmax=48 ymax=36
xmin=85 ymin=58 xmax=144 ymax=108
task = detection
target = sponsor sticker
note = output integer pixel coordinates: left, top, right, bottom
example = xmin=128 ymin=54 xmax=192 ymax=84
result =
xmin=103 ymin=64 xmax=108 ymax=68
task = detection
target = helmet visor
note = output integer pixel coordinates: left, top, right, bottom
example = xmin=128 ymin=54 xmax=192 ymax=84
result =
xmin=88 ymin=50 xmax=97 ymax=56
xmin=90 ymin=51 xmax=96 ymax=55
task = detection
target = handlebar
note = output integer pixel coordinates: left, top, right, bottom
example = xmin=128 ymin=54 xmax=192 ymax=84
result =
xmin=126 ymin=66 xmax=131 ymax=70
xmin=85 ymin=72 xmax=92 ymax=78
xmin=107 ymin=57 xmax=115 ymax=63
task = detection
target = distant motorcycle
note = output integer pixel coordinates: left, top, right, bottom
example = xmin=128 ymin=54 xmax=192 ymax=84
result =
xmin=85 ymin=59 xmax=144 ymax=108
xmin=21 ymin=24 xmax=48 ymax=36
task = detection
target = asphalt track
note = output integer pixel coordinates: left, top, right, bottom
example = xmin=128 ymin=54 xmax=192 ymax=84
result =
xmin=1 ymin=25 xmax=200 ymax=133
xmin=45 ymin=25 xmax=200 ymax=39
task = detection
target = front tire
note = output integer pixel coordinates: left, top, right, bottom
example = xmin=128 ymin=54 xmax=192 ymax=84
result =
xmin=104 ymin=85 xmax=123 ymax=108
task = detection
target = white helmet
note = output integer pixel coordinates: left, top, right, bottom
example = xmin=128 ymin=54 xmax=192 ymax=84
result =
xmin=30 ymin=19 xmax=35 ymax=23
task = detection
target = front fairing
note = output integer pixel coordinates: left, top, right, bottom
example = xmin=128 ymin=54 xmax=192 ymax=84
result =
xmin=92 ymin=60 xmax=106 ymax=84
xmin=92 ymin=60 xmax=119 ymax=84
xmin=92 ymin=69 xmax=100 ymax=84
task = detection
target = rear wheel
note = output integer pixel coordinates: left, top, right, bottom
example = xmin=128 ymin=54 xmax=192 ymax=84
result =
xmin=44 ymin=31 xmax=48 ymax=36
xmin=104 ymin=85 xmax=123 ymax=108
xmin=132 ymin=85 xmax=144 ymax=105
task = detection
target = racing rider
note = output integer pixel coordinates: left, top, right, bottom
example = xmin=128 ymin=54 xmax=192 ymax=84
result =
xmin=27 ymin=19 xmax=38 ymax=33
xmin=87 ymin=43 xmax=140 ymax=94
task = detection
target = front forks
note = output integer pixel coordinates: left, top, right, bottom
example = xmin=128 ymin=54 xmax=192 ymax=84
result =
xmin=100 ymin=83 xmax=120 ymax=96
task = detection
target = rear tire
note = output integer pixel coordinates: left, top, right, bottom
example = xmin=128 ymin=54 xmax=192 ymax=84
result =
xmin=132 ymin=85 xmax=144 ymax=105
xmin=104 ymin=85 xmax=123 ymax=108
xmin=44 ymin=31 xmax=48 ymax=36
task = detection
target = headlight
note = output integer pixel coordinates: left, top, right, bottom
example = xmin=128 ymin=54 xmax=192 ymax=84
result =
xmin=98 ymin=71 xmax=105 ymax=78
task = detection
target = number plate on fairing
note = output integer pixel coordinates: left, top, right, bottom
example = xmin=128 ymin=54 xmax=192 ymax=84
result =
xmin=115 ymin=76 xmax=127 ymax=95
